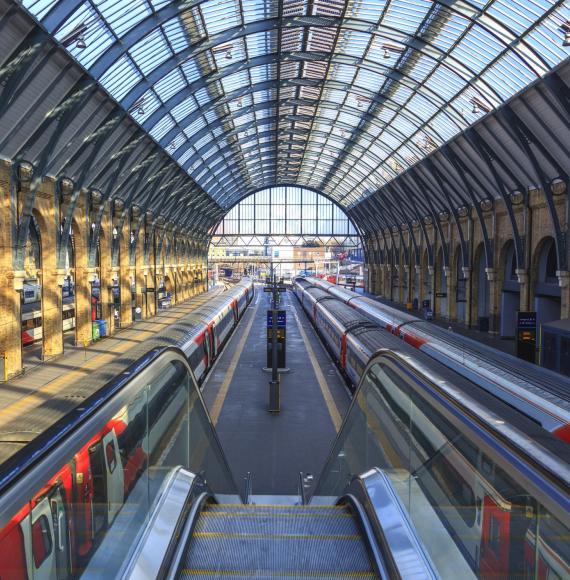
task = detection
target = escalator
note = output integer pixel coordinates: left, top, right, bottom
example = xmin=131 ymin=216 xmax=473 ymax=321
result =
xmin=0 ymin=345 xmax=568 ymax=579
xmin=176 ymin=503 xmax=375 ymax=579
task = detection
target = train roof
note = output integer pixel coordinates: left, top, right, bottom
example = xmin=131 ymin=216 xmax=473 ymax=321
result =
xmin=305 ymin=287 xmax=334 ymax=300
xmin=344 ymin=325 xmax=570 ymax=467
xmin=316 ymin=297 xmax=371 ymax=327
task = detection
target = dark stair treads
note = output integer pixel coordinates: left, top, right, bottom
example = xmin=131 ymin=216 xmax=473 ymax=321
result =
xmin=179 ymin=504 xmax=378 ymax=580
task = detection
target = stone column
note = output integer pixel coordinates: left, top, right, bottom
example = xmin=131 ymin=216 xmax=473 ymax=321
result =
xmin=41 ymin=181 xmax=64 ymax=361
xmin=135 ymin=229 xmax=147 ymax=319
xmin=486 ymin=267 xmax=499 ymax=333
xmin=98 ymin=210 xmax=114 ymax=335
xmin=445 ymin=266 xmax=455 ymax=321
xmin=0 ymin=161 xmax=23 ymax=378
xmin=118 ymin=223 xmax=132 ymax=329
xmin=516 ymin=269 xmax=530 ymax=312
xmin=462 ymin=266 xmax=473 ymax=328
xmin=73 ymin=205 xmax=92 ymax=347
xmin=403 ymin=265 xmax=411 ymax=306
xmin=558 ymin=270 xmax=569 ymax=319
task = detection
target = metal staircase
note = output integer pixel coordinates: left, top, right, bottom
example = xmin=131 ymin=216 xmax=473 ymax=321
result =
xmin=177 ymin=503 xmax=378 ymax=579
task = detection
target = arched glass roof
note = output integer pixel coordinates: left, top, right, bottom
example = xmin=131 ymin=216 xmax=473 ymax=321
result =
xmin=21 ymin=0 xmax=570 ymax=209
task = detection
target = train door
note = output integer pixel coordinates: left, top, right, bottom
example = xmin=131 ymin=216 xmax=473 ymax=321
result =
xmin=102 ymin=431 xmax=124 ymax=524
xmin=49 ymin=485 xmax=72 ymax=579
xmin=30 ymin=498 xmax=57 ymax=580
xmin=89 ymin=440 xmax=108 ymax=536
xmin=480 ymin=494 xmax=511 ymax=577
xmin=204 ymin=330 xmax=212 ymax=370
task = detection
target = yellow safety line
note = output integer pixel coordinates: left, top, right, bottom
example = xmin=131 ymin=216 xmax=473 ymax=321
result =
xmin=201 ymin=512 xmax=353 ymax=519
xmin=212 ymin=504 xmax=345 ymax=509
xmin=194 ymin=532 xmax=362 ymax=541
xmin=210 ymin=294 xmax=259 ymax=424
xmin=181 ymin=570 xmax=375 ymax=577
xmin=291 ymin=303 xmax=342 ymax=432
xmin=0 ymin=293 xmax=218 ymax=423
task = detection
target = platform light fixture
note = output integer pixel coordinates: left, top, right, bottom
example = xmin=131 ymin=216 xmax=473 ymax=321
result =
xmin=381 ymin=43 xmax=405 ymax=59
xmin=61 ymin=23 xmax=88 ymax=49
xmin=470 ymin=97 xmax=491 ymax=115
xmin=128 ymin=98 xmax=145 ymax=116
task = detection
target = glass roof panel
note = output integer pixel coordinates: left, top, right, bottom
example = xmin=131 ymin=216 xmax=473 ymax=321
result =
xmin=21 ymin=0 xmax=570 ymax=209
xmin=94 ymin=0 xmax=151 ymax=37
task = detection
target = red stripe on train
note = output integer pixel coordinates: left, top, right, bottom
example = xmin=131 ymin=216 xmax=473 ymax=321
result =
xmin=402 ymin=331 xmax=427 ymax=349
xmin=553 ymin=423 xmax=570 ymax=444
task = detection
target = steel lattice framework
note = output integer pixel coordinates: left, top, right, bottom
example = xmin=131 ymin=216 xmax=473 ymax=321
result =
xmin=16 ymin=0 xmax=570 ymax=210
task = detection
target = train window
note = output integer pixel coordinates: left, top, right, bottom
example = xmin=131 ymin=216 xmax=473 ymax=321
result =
xmin=106 ymin=441 xmax=117 ymax=473
xmin=32 ymin=515 xmax=52 ymax=568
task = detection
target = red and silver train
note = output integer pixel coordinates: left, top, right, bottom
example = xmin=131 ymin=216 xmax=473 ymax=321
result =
xmin=0 ymin=279 xmax=254 ymax=579
xmin=295 ymin=278 xmax=570 ymax=578
xmin=22 ymin=303 xmax=75 ymax=347
xmin=297 ymin=277 xmax=570 ymax=443
xmin=364 ymin=358 xmax=569 ymax=579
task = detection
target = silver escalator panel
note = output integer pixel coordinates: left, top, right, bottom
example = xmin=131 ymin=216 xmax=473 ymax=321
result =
xmin=176 ymin=503 xmax=378 ymax=579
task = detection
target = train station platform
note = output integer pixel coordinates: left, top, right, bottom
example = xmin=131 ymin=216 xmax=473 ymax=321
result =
xmin=0 ymin=288 xmax=224 ymax=463
xmin=202 ymin=287 xmax=350 ymax=495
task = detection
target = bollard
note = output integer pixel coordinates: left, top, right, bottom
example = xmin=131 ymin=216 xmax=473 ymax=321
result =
xmin=269 ymin=379 xmax=280 ymax=412
xmin=83 ymin=339 xmax=89 ymax=360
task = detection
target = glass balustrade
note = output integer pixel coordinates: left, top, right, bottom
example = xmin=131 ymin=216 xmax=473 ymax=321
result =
xmin=0 ymin=350 xmax=238 ymax=579
xmin=313 ymin=356 xmax=570 ymax=579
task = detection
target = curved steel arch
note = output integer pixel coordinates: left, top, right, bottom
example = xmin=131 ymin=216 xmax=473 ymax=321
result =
xmin=8 ymin=0 xmax=570 ymax=236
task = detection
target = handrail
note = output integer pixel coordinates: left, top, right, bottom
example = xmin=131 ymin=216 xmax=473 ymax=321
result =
xmin=310 ymin=348 xmax=570 ymax=521
xmin=0 ymin=345 xmax=242 ymax=505
xmin=342 ymin=469 xmax=438 ymax=580
xmin=297 ymin=472 xmax=306 ymax=505
xmin=244 ymin=471 xmax=253 ymax=504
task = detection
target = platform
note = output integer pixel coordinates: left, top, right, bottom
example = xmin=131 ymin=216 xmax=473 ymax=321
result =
xmin=0 ymin=288 xmax=224 ymax=463
xmin=202 ymin=287 xmax=350 ymax=496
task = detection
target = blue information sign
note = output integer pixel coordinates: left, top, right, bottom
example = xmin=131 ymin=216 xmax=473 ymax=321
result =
xmin=517 ymin=311 xmax=537 ymax=329
xmin=267 ymin=310 xmax=286 ymax=327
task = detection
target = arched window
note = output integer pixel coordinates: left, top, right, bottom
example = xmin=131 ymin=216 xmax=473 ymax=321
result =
xmin=215 ymin=187 xmax=357 ymax=237
xmin=212 ymin=186 xmax=360 ymax=249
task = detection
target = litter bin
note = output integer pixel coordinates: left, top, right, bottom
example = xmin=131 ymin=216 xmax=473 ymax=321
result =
xmin=92 ymin=322 xmax=100 ymax=341
xmin=98 ymin=319 xmax=107 ymax=337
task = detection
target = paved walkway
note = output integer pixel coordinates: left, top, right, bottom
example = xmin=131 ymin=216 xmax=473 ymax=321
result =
xmin=0 ymin=289 xmax=223 ymax=410
xmin=202 ymin=288 xmax=351 ymax=496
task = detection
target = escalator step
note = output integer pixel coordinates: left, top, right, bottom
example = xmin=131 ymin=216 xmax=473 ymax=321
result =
xmin=179 ymin=570 xmax=377 ymax=579
xmin=180 ymin=504 xmax=377 ymax=579
xmin=204 ymin=505 xmax=348 ymax=517
xmin=184 ymin=534 xmax=372 ymax=574
xmin=196 ymin=512 xmax=359 ymax=536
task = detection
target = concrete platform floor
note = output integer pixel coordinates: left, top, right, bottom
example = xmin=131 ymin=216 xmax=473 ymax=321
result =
xmin=0 ymin=288 xmax=223 ymax=420
xmin=202 ymin=287 xmax=351 ymax=497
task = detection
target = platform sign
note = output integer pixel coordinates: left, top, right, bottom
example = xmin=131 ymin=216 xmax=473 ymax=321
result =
xmin=267 ymin=310 xmax=286 ymax=327
xmin=516 ymin=311 xmax=537 ymax=363
xmin=264 ymin=286 xmax=287 ymax=293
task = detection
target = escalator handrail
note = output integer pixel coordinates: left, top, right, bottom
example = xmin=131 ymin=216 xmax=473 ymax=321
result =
xmin=0 ymin=345 xmax=242 ymax=504
xmin=310 ymin=349 xmax=570 ymax=520
xmin=343 ymin=469 xmax=438 ymax=580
